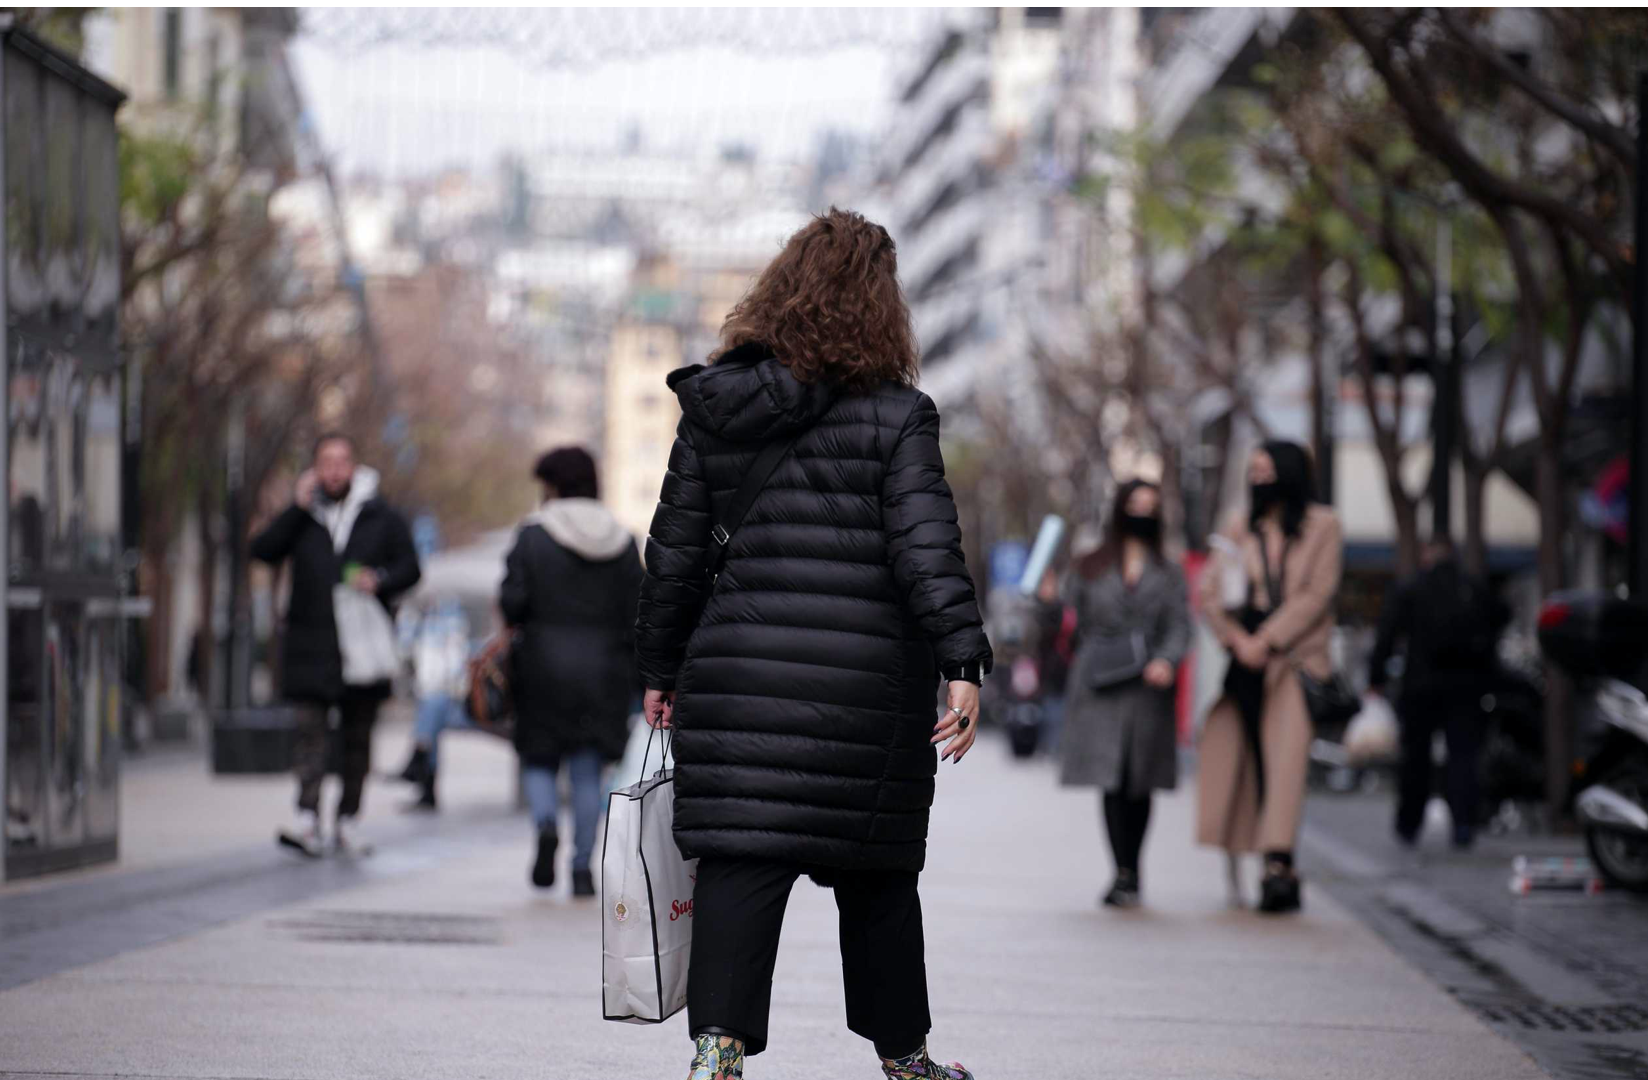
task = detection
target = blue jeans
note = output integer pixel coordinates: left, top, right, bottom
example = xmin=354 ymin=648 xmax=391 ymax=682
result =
xmin=413 ymin=694 xmax=476 ymax=773
xmin=522 ymin=749 xmax=606 ymax=872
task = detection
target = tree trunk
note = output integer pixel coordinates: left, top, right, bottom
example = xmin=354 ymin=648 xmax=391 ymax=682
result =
xmin=1158 ymin=436 xmax=1186 ymax=556
xmin=1461 ymin=458 xmax=1489 ymax=578
xmin=1306 ymin=235 xmax=1333 ymax=503
xmin=141 ymin=548 xmax=173 ymax=705
xmin=1535 ymin=428 xmax=1571 ymax=824
xmin=196 ymin=494 xmax=221 ymax=714
xmin=1391 ymin=492 xmax=1421 ymax=578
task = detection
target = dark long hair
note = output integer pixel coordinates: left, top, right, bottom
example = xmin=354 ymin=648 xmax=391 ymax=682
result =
xmin=1077 ymin=479 xmax=1163 ymax=580
xmin=712 ymin=208 xmax=919 ymax=393
xmin=1251 ymin=440 xmax=1317 ymax=537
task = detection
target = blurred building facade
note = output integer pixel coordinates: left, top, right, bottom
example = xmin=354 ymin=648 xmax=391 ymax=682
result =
xmin=81 ymin=8 xmax=352 ymax=731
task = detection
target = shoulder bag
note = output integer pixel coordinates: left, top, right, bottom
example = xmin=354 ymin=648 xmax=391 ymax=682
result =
xmin=1087 ymin=630 xmax=1149 ymax=692
xmin=1263 ymin=535 xmax=1358 ymax=730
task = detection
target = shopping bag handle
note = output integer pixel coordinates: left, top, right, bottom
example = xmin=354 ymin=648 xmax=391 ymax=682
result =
xmin=638 ymin=722 xmax=675 ymax=784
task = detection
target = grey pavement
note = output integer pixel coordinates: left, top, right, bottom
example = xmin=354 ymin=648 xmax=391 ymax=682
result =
xmin=1302 ymin=789 xmax=1648 ymax=1079
xmin=1 ymin=718 xmax=1548 ymax=1080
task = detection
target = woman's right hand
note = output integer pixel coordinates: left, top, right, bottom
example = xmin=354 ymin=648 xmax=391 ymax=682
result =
xmin=643 ymin=687 xmax=675 ymax=729
xmin=1233 ymin=633 xmax=1270 ymax=671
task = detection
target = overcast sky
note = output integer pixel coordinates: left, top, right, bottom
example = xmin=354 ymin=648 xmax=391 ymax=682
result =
xmin=290 ymin=8 xmax=949 ymax=179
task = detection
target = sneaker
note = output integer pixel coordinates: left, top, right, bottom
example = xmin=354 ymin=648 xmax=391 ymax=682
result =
xmin=397 ymin=746 xmax=432 ymax=785
xmin=277 ymin=811 xmax=323 ymax=859
xmin=531 ymin=826 xmax=558 ymax=889
xmin=572 ymin=868 xmax=596 ymax=898
xmin=1102 ymin=869 xmax=1141 ymax=909
xmin=880 ymin=1044 xmax=975 ymax=1079
xmin=332 ymin=815 xmax=375 ymax=857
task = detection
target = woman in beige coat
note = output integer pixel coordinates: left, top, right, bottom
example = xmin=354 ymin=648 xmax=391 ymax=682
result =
xmin=1197 ymin=441 xmax=1342 ymax=914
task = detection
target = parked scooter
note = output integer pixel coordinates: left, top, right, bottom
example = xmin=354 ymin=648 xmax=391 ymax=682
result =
xmin=1537 ymin=590 xmax=1648 ymax=892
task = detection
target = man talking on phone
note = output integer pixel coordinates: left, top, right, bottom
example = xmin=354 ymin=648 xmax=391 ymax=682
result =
xmin=251 ymin=433 xmax=421 ymax=857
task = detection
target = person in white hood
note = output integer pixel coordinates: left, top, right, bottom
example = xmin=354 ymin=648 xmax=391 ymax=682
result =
xmin=499 ymin=447 xmax=643 ymax=894
xmin=250 ymin=433 xmax=421 ymax=857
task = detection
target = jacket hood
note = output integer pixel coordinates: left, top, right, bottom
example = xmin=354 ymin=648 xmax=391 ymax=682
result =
xmin=668 ymin=342 xmax=838 ymax=443
xmin=310 ymin=465 xmax=381 ymax=552
xmin=527 ymin=497 xmax=633 ymax=562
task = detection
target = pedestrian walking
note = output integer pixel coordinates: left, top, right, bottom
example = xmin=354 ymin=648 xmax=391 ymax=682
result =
xmin=250 ymin=433 xmax=421 ymax=857
xmin=1368 ymin=536 xmax=1509 ymax=849
xmin=1196 ymin=441 xmax=1343 ymax=914
xmin=634 ymin=209 xmax=992 ymax=1080
xmin=1059 ymin=480 xmax=1189 ymax=908
xmin=502 ymin=446 xmax=643 ymax=895
xmin=394 ymin=597 xmax=480 ymax=812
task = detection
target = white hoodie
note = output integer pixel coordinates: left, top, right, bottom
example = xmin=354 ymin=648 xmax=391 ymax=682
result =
xmin=525 ymin=497 xmax=632 ymax=561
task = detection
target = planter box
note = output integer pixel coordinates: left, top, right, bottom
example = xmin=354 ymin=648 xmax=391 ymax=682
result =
xmin=211 ymin=707 xmax=300 ymax=775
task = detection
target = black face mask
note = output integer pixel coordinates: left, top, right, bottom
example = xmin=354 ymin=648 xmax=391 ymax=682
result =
xmin=1251 ymin=482 xmax=1284 ymax=514
xmin=1118 ymin=513 xmax=1161 ymax=543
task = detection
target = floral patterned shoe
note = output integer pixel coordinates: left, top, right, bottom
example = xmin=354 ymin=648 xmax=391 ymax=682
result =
xmin=879 ymin=1044 xmax=975 ymax=1079
xmin=688 ymin=1034 xmax=745 ymax=1080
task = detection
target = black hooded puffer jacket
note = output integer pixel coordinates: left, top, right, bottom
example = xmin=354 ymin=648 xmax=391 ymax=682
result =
xmin=635 ymin=344 xmax=993 ymax=873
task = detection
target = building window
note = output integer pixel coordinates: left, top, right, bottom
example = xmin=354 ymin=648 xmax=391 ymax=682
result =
xmin=163 ymin=9 xmax=183 ymax=101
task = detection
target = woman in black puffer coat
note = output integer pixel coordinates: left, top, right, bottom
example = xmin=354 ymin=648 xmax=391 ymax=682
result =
xmin=635 ymin=209 xmax=992 ymax=1080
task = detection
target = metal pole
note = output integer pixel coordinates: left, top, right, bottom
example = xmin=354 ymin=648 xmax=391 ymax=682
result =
xmin=1630 ymin=71 xmax=1648 ymax=599
xmin=1431 ymin=213 xmax=1455 ymax=541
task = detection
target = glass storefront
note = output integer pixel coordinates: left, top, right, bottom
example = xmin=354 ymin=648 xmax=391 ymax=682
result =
xmin=2 ymin=27 xmax=128 ymax=880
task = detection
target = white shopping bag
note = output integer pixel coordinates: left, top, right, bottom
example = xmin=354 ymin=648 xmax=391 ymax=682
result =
xmin=602 ymin=746 xmax=697 ymax=1024
xmin=333 ymin=586 xmax=401 ymax=686
xmin=1343 ymin=694 xmax=1400 ymax=765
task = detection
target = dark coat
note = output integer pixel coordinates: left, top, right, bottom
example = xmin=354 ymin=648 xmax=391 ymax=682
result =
xmin=249 ymin=482 xmax=421 ymax=704
xmin=1368 ymin=558 xmax=1509 ymax=702
xmin=500 ymin=503 xmax=645 ymax=766
xmin=1059 ymin=559 xmax=1191 ymax=795
xmin=634 ymin=344 xmax=993 ymax=874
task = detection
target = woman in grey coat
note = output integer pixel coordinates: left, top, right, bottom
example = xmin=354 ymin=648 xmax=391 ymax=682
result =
xmin=1060 ymin=480 xmax=1190 ymax=907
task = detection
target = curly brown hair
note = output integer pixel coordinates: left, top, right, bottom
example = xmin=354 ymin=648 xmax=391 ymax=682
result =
xmin=711 ymin=208 xmax=919 ymax=392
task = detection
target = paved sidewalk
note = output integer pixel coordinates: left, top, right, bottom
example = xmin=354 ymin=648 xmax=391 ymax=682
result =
xmin=0 ymin=732 xmax=1547 ymax=1080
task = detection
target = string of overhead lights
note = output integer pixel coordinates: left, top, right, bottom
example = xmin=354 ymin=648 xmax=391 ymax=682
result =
xmin=298 ymin=7 xmax=949 ymax=67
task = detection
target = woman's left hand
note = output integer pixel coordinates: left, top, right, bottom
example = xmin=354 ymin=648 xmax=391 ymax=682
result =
xmin=1143 ymin=659 xmax=1175 ymax=688
xmin=642 ymin=687 xmax=675 ymax=729
xmin=932 ymin=680 xmax=981 ymax=763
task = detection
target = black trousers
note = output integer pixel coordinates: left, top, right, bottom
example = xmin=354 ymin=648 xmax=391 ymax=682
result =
xmin=687 ymin=858 xmax=932 ymax=1058
xmin=294 ymin=692 xmax=380 ymax=818
xmin=1396 ymin=687 xmax=1483 ymax=841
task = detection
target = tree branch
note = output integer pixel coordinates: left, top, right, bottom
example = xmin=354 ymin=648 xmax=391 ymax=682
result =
xmin=1437 ymin=8 xmax=1636 ymax=171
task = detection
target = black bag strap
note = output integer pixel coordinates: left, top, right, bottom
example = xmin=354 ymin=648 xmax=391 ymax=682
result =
xmin=707 ymin=433 xmax=805 ymax=577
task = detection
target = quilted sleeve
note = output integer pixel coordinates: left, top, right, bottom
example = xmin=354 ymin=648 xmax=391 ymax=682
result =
xmin=881 ymin=393 xmax=993 ymax=675
xmin=634 ymin=419 xmax=713 ymax=690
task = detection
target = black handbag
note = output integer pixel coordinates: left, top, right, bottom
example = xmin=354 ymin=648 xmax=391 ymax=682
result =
xmin=1087 ymin=631 xmax=1149 ymax=691
xmin=1296 ymin=668 xmax=1360 ymax=729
